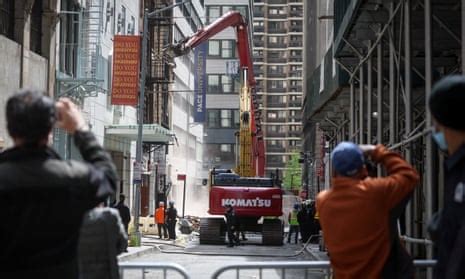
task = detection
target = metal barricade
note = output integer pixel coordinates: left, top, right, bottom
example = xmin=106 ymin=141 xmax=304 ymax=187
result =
xmin=211 ymin=260 xmax=437 ymax=279
xmin=211 ymin=261 xmax=331 ymax=279
xmin=119 ymin=262 xmax=190 ymax=279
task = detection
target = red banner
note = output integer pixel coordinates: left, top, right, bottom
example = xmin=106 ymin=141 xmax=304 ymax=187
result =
xmin=111 ymin=35 xmax=141 ymax=105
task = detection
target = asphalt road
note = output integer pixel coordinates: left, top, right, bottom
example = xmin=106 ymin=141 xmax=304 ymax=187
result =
xmin=121 ymin=235 xmax=327 ymax=279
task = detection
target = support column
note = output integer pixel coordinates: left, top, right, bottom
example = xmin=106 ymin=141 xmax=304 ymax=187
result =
xmin=462 ymin=0 xmax=465 ymax=73
xmin=350 ymin=81 xmax=355 ymax=140
xmin=389 ymin=2 xmax=396 ymax=146
xmin=367 ymin=41 xmax=373 ymax=144
xmin=404 ymin=0 xmax=413 ymax=249
xmin=377 ymin=40 xmax=383 ymax=177
xmin=425 ymin=0 xmax=434 ymax=275
xmin=359 ymin=64 xmax=364 ymax=143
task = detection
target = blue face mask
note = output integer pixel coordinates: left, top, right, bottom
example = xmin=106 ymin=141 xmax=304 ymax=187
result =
xmin=432 ymin=130 xmax=448 ymax=152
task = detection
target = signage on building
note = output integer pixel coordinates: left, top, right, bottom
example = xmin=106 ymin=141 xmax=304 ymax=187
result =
xmin=111 ymin=35 xmax=141 ymax=106
xmin=133 ymin=161 xmax=142 ymax=184
xmin=193 ymin=42 xmax=207 ymax=122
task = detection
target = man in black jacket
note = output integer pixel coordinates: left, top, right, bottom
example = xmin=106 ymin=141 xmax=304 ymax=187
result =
xmin=114 ymin=194 xmax=131 ymax=234
xmin=0 ymin=90 xmax=117 ymax=279
xmin=166 ymin=201 xmax=178 ymax=240
xmin=428 ymin=75 xmax=465 ymax=278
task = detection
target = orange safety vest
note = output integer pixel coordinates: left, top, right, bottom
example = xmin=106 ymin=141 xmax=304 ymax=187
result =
xmin=155 ymin=207 xmax=165 ymax=224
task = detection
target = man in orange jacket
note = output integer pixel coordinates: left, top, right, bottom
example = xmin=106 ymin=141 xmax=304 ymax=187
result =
xmin=316 ymin=142 xmax=419 ymax=279
xmin=155 ymin=201 xmax=168 ymax=239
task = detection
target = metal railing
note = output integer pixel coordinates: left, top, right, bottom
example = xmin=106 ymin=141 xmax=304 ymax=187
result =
xmin=211 ymin=260 xmax=437 ymax=279
xmin=211 ymin=261 xmax=330 ymax=279
xmin=119 ymin=262 xmax=190 ymax=279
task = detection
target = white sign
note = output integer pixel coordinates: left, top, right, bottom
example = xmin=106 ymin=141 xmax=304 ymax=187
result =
xmin=133 ymin=161 xmax=142 ymax=183
xmin=221 ymin=198 xmax=272 ymax=208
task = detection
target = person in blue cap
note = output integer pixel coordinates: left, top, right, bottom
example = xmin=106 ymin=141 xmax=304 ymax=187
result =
xmin=316 ymin=141 xmax=419 ymax=279
xmin=428 ymin=75 xmax=465 ymax=279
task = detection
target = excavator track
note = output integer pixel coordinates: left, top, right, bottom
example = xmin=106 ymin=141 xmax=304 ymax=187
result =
xmin=199 ymin=217 xmax=226 ymax=245
xmin=262 ymin=218 xmax=283 ymax=246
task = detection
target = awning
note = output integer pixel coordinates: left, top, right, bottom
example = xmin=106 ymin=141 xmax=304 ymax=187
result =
xmin=105 ymin=124 xmax=173 ymax=143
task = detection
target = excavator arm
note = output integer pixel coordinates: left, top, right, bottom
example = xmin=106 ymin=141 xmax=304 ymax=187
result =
xmin=167 ymin=11 xmax=265 ymax=177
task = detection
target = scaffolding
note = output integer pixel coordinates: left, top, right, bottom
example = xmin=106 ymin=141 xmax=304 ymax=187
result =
xmin=303 ymin=0 xmax=465 ymax=267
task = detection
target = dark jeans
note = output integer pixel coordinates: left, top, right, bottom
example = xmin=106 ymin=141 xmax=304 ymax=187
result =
xmin=157 ymin=223 xmax=168 ymax=239
xmin=227 ymin=226 xmax=238 ymax=246
xmin=167 ymin=220 xmax=177 ymax=240
xmin=288 ymin=225 xmax=299 ymax=244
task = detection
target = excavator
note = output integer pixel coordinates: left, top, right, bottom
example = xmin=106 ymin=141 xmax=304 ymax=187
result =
xmin=167 ymin=11 xmax=283 ymax=245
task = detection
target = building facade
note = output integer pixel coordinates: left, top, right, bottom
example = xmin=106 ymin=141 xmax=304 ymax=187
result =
xmin=202 ymin=0 xmax=253 ymax=175
xmin=252 ymin=0 xmax=304 ymax=176
xmin=166 ymin=0 xmax=207 ymax=217
xmin=0 ymin=0 xmax=59 ymax=148
xmin=55 ymin=0 xmax=143 ymax=211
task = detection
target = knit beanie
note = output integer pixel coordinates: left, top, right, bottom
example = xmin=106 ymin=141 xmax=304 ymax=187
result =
xmin=429 ymin=75 xmax=465 ymax=131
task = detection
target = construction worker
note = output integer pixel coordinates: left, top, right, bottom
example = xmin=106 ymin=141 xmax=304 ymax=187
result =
xmin=166 ymin=201 xmax=178 ymax=240
xmin=317 ymin=142 xmax=419 ymax=279
xmin=224 ymin=204 xmax=238 ymax=247
xmin=155 ymin=202 xmax=168 ymax=239
xmin=287 ymin=203 xmax=300 ymax=244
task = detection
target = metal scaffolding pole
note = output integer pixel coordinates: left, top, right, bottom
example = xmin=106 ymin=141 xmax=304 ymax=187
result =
xmin=389 ymin=2 xmax=396 ymax=146
xmin=463 ymin=0 xmax=465 ymax=73
xmin=359 ymin=64 xmax=364 ymax=143
xmin=350 ymin=81 xmax=355 ymax=140
xmin=367 ymin=41 xmax=373 ymax=144
xmin=404 ymin=0 xmax=413 ymax=250
xmin=377 ymin=40 xmax=383 ymax=176
xmin=425 ymin=0 xmax=434 ymax=276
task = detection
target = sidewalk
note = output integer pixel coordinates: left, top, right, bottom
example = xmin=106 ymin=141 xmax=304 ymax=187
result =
xmin=118 ymin=245 xmax=155 ymax=261
xmin=118 ymin=233 xmax=189 ymax=262
xmin=305 ymin=243 xmax=329 ymax=261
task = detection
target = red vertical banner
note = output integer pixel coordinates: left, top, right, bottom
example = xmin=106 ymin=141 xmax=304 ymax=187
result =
xmin=111 ymin=35 xmax=141 ymax=105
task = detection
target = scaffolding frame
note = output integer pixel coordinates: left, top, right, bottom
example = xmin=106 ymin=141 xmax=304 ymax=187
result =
xmin=306 ymin=1 xmax=465 ymax=269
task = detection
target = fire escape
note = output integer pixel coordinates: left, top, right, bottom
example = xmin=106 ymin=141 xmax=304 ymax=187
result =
xmin=145 ymin=0 xmax=173 ymax=128
xmin=141 ymin=0 xmax=175 ymax=210
xmin=57 ymin=0 xmax=105 ymax=98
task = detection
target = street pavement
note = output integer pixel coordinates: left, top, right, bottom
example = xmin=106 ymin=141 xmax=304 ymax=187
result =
xmin=118 ymin=234 xmax=329 ymax=279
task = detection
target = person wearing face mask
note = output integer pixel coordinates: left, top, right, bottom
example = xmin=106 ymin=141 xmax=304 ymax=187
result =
xmin=428 ymin=75 xmax=465 ymax=279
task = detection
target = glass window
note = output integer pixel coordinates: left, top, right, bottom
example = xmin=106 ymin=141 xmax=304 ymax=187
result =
xmin=0 ymin=0 xmax=14 ymax=39
xmin=221 ymin=40 xmax=233 ymax=58
xmin=220 ymin=144 xmax=232 ymax=152
xmin=207 ymin=75 xmax=220 ymax=92
xmin=222 ymin=75 xmax=233 ymax=93
xmin=222 ymin=6 xmax=232 ymax=13
xmin=233 ymin=110 xmax=240 ymax=127
xmin=268 ymin=112 xmax=277 ymax=119
xmin=235 ymin=6 xmax=248 ymax=19
xmin=207 ymin=110 xmax=219 ymax=128
xmin=208 ymin=41 xmax=220 ymax=56
xmin=207 ymin=6 xmax=220 ymax=23
xmin=30 ymin=0 xmax=42 ymax=54
xmin=220 ymin=110 xmax=232 ymax=127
